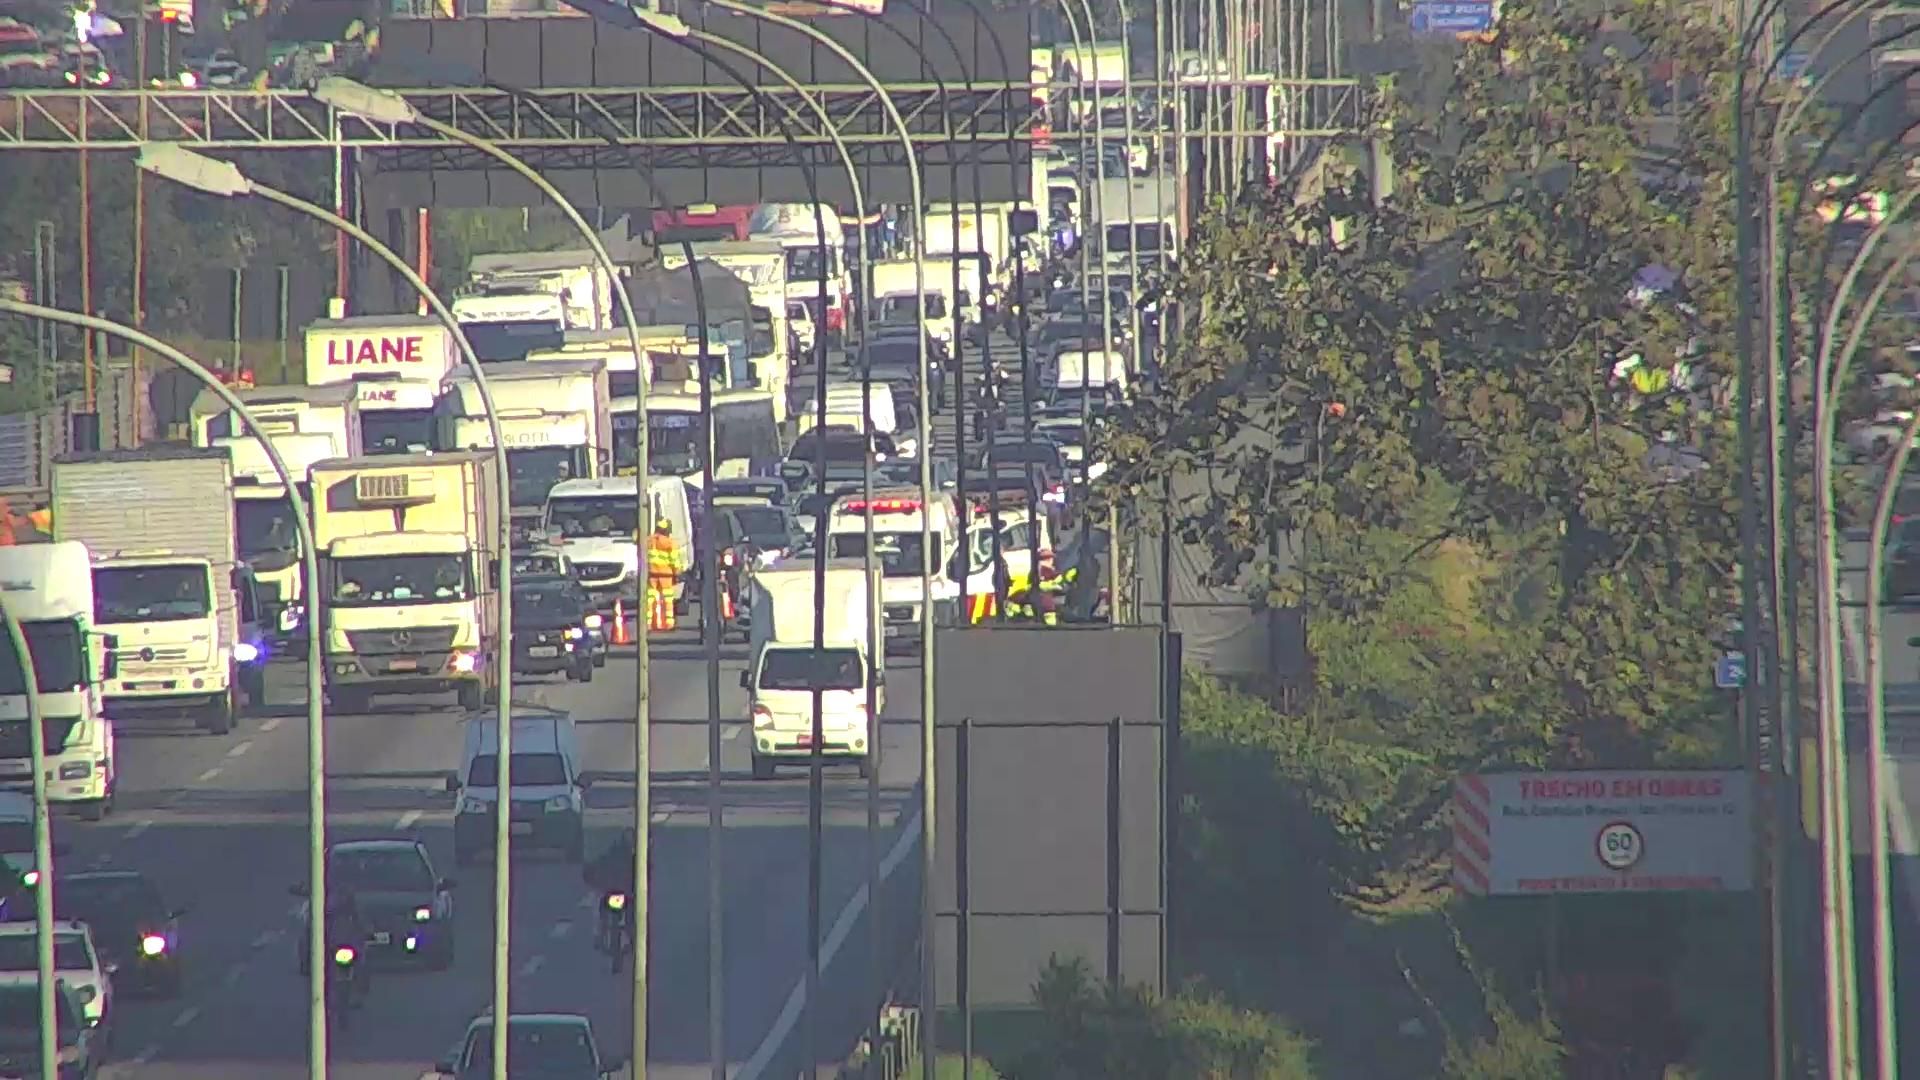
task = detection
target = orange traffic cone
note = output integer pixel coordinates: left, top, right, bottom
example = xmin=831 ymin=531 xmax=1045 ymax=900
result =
xmin=610 ymin=599 xmax=632 ymax=646
xmin=720 ymin=587 xmax=735 ymax=623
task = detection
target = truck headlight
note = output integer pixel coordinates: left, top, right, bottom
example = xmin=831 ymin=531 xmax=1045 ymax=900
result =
xmin=449 ymin=651 xmax=479 ymax=673
xmin=234 ymin=641 xmax=260 ymax=664
xmin=413 ymin=906 xmax=433 ymax=923
xmin=58 ymin=762 xmax=90 ymax=781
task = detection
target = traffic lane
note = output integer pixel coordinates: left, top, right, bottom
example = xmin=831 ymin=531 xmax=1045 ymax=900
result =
xmin=103 ymin=659 xmax=317 ymax=815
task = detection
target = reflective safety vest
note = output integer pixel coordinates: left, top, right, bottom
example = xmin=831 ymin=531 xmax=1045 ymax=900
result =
xmin=967 ymin=591 xmax=997 ymax=623
xmin=647 ymin=533 xmax=681 ymax=580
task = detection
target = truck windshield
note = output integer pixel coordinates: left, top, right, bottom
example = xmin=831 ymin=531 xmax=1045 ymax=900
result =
xmin=758 ymin=647 xmax=863 ymax=691
xmin=236 ymin=495 xmax=304 ymax=561
xmin=828 ymin=531 xmax=928 ymax=578
xmin=508 ymin=446 xmax=587 ymax=509
xmin=362 ymin=409 xmax=439 ymax=455
xmin=0 ymin=715 xmax=79 ymax=759
xmin=547 ymin=498 xmax=639 ymax=539
xmin=461 ymin=320 xmax=565 ymax=363
xmin=0 ymin=620 xmax=86 ymax=695
xmin=331 ymin=554 xmax=471 ymax=606
xmin=786 ymin=246 xmax=833 ymax=283
xmin=648 ymin=413 xmax=701 ymax=476
xmin=93 ymin=566 xmax=211 ymax=623
xmin=879 ymin=294 xmax=946 ymax=321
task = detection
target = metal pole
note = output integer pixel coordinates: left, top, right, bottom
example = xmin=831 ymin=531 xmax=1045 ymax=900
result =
xmin=686 ymin=248 xmax=725 ymax=1080
xmin=0 ymin=601 xmax=54 ymax=1080
xmin=238 ymin=183 xmax=517 ymax=1079
xmin=0 ymin=299 xmax=325 ymax=1076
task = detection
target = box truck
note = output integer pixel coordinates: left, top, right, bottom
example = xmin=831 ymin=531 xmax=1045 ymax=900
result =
xmin=743 ymin=559 xmax=880 ymax=779
xmin=447 ymin=359 xmax=611 ymax=548
xmin=0 ymin=541 xmax=118 ymax=818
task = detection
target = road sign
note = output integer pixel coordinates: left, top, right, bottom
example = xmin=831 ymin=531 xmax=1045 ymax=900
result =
xmin=1450 ymin=770 xmax=1753 ymax=896
xmin=1714 ymin=653 xmax=1747 ymax=689
xmin=1410 ymin=1 xmax=1497 ymax=33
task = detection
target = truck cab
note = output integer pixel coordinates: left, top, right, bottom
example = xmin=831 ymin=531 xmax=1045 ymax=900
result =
xmin=92 ymin=552 xmax=252 ymax=735
xmin=543 ymin=476 xmax=693 ymax=614
xmin=0 ymin=542 xmax=118 ymax=819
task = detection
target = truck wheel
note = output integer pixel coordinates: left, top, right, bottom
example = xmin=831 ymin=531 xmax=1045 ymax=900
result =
xmin=456 ymin=683 xmax=483 ymax=710
xmin=201 ymin=693 xmax=235 ymax=736
xmin=76 ymin=796 xmax=109 ymax=822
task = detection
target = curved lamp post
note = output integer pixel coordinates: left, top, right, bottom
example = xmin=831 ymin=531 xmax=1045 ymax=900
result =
xmin=689 ymin=1 xmax=932 ymax=1069
xmin=0 ymin=601 xmax=52 ymax=1080
xmin=133 ymin=140 xmax=519 ymax=1080
xmin=0 ymin=298 xmax=325 ymax=1075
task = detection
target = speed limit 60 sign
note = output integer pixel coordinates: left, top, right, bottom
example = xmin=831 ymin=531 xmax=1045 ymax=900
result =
xmin=1450 ymin=770 xmax=1752 ymax=895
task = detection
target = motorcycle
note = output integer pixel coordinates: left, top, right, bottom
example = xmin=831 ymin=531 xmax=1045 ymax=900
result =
xmin=327 ymin=944 xmax=361 ymax=1029
xmin=599 ymin=891 xmax=632 ymax=973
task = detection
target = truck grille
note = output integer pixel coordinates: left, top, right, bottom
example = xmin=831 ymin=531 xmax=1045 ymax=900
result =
xmin=885 ymin=605 xmax=916 ymax=623
xmin=345 ymin=626 xmax=458 ymax=656
xmin=573 ymin=562 xmax=625 ymax=583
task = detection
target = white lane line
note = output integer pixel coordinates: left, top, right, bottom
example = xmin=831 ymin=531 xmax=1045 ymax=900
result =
xmin=260 ymin=717 xmax=282 ymax=733
xmin=549 ymin=921 xmax=572 ymax=940
xmin=124 ymin=819 xmax=152 ymax=842
xmin=519 ymin=955 xmax=545 ymax=976
xmin=226 ymin=740 xmax=253 ymax=759
xmin=171 ymin=1005 xmax=200 ymax=1029
xmin=396 ymin=809 xmax=423 ymax=830
xmin=649 ymin=809 xmax=671 ymax=824
xmin=222 ymin=966 xmax=245 ymax=988
xmin=251 ymin=930 xmax=278 ymax=948
xmin=737 ymin=809 xmax=923 ymax=1080
xmin=195 ymin=767 xmax=222 ymax=783
xmin=132 ymin=1044 xmax=159 ymax=1065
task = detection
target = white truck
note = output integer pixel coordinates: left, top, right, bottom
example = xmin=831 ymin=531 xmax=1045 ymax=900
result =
xmin=526 ymin=329 xmax=643 ymax=399
xmin=630 ymin=390 xmax=783 ymax=483
xmin=187 ymin=382 xmax=365 ymax=646
xmin=459 ymin=250 xmax=618 ymax=332
xmin=749 ymin=202 xmax=851 ymax=345
xmin=308 ymin=450 xmax=503 ymax=711
xmin=304 ymin=315 xmax=460 ymax=454
xmin=447 ymin=359 xmax=612 ymax=548
xmin=743 ymin=559 xmax=880 ymax=780
xmin=924 ymin=201 xmax=1012 ymax=298
xmin=541 ymin=474 xmax=692 ymax=615
xmin=0 ymin=541 xmax=118 ymax=819
xmin=1094 ymin=177 xmax=1178 ymax=264
xmin=53 ymin=447 xmax=263 ymax=736
xmin=661 ymin=240 xmax=793 ymax=417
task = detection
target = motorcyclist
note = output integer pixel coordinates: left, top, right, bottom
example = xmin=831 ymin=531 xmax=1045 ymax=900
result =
xmin=584 ymin=829 xmax=639 ymax=949
xmin=322 ymin=888 xmax=371 ymax=1004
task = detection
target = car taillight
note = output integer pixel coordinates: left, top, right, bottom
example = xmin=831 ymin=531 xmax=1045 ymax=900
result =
xmin=723 ymin=549 xmax=737 ymax=567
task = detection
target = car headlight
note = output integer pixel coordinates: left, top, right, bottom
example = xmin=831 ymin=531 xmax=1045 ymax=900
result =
xmin=233 ymin=641 xmax=260 ymax=664
xmin=332 ymin=946 xmax=356 ymax=965
xmin=413 ymin=906 xmax=432 ymax=923
xmin=141 ymin=934 xmax=167 ymax=956
xmin=584 ymin=614 xmax=604 ymax=629
xmin=545 ymin=795 xmax=572 ymax=811
xmin=460 ymin=797 xmax=489 ymax=814
xmin=449 ymin=650 xmax=479 ymax=673
xmin=566 ymin=627 xmax=585 ymax=640
xmin=59 ymin=761 xmax=90 ymax=780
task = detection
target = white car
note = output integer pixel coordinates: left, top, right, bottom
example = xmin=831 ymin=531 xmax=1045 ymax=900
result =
xmin=0 ymin=920 xmax=114 ymax=1030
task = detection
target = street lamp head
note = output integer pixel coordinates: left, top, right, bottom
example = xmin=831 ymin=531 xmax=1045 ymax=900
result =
xmin=135 ymin=143 xmax=252 ymax=198
xmin=313 ymin=76 xmax=421 ymax=127
xmin=634 ymin=7 xmax=691 ymax=36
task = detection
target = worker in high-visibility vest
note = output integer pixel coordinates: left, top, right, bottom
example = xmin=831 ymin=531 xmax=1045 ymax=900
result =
xmin=644 ymin=518 xmax=686 ymax=632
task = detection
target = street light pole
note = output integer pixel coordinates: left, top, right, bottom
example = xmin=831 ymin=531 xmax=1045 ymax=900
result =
xmin=0 ymin=598 xmax=53 ymax=1080
xmin=0 ymin=298 xmax=324 ymax=1075
xmin=134 ymin=140 xmax=518 ymax=1080
xmin=695 ymin=2 xmax=932 ymax=1068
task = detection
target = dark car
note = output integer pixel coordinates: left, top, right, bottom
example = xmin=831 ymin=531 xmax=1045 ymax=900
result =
xmin=862 ymin=339 xmax=947 ymax=409
xmin=787 ymin=427 xmax=897 ymax=469
xmin=511 ymin=579 xmax=596 ymax=681
xmin=436 ymin=1013 xmax=624 ymax=1079
xmin=726 ymin=505 xmax=806 ymax=564
xmin=0 ymin=982 xmax=100 ymax=1079
xmin=52 ymin=871 xmax=186 ymax=997
xmin=296 ymin=839 xmax=455 ymax=970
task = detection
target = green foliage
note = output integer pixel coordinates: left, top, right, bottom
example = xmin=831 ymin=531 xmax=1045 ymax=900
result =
xmin=999 ymin=957 xmax=1318 ymax=1080
xmin=428 ymin=208 xmax=584 ymax=298
xmin=1440 ymin=989 xmax=1565 ymax=1080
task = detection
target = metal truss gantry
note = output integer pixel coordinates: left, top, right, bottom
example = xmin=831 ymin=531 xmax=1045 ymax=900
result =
xmin=0 ymin=82 xmax=1040 ymax=170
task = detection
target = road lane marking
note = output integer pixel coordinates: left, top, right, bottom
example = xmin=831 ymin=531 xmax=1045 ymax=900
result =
xmin=124 ymin=819 xmax=152 ymax=842
xmin=251 ymin=931 xmax=278 ymax=948
xmin=650 ymin=810 xmax=670 ymax=824
xmin=132 ymin=1045 xmax=159 ymax=1065
xmin=550 ymin=921 xmax=571 ymax=940
xmin=737 ymin=807 xmax=923 ymax=1080
xmin=260 ymin=717 xmax=282 ymax=733
xmin=396 ymin=809 xmax=423 ymax=830
xmin=519 ymin=955 xmax=545 ymax=976
xmin=195 ymin=767 xmax=222 ymax=783
xmin=171 ymin=1006 xmax=199 ymax=1029
xmin=222 ymin=966 xmax=245 ymax=987
xmin=226 ymin=740 xmax=253 ymax=759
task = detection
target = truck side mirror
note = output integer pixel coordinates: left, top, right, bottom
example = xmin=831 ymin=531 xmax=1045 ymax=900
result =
xmin=739 ymin=670 xmax=752 ymax=689
xmin=1009 ymin=208 xmax=1040 ymax=237
xmin=101 ymin=651 xmax=117 ymax=679
xmin=444 ymin=773 xmax=461 ymax=793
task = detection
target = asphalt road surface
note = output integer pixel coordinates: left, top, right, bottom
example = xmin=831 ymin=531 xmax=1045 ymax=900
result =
xmin=68 ymin=626 xmax=922 ymax=1079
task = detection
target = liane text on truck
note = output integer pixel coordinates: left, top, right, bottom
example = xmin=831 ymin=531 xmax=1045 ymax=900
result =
xmin=326 ymin=335 xmax=431 ymax=366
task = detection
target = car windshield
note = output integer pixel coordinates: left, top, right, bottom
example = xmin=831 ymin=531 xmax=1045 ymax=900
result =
xmin=0 ymin=620 xmax=84 ymax=697
xmin=866 ymin=343 xmax=921 ymax=368
xmin=93 ymin=565 xmax=210 ymax=623
xmin=235 ymin=495 xmax=304 ymax=560
xmin=548 ymin=498 xmax=639 ymax=539
xmin=731 ymin=507 xmax=793 ymax=545
xmin=462 ymin=1023 xmax=598 ymax=1074
xmin=0 ymin=934 xmax=91 ymax=973
xmin=54 ymin=876 xmax=164 ymax=926
xmin=467 ymin=752 xmax=568 ymax=788
xmin=330 ymin=848 xmax=433 ymax=892
xmin=758 ymin=647 xmax=864 ymax=691
xmin=514 ymin=554 xmax=564 ymax=576
xmin=332 ymin=554 xmax=471 ymax=606
xmin=514 ymin=584 xmax=584 ymax=624
xmin=790 ymin=433 xmax=870 ymax=465
xmin=828 ymin=531 xmax=929 ymax=578
xmin=879 ymin=294 xmax=946 ymax=321
xmin=978 ymin=444 xmax=1060 ymax=468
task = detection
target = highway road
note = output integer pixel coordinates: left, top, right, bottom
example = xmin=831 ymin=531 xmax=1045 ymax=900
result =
xmin=52 ymin=323 xmax=1052 ymax=1078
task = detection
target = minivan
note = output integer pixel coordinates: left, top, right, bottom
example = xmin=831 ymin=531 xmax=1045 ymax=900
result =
xmin=447 ymin=708 xmax=589 ymax=865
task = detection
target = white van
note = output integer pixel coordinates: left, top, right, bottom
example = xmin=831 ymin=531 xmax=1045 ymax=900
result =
xmin=1052 ymin=348 xmax=1131 ymax=396
xmin=543 ymin=475 xmax=693 ymax=613
xmin=447 ymin=706 xmax=589 ymax=865
xmin=821 ymin=488 xmax=997 ymax=648
xmin=821 ymin=383 xmax=898 ymax=438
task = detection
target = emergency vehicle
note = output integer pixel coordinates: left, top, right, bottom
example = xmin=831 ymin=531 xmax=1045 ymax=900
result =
xmin=821 ymin=488 xmax=999 ymax=647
